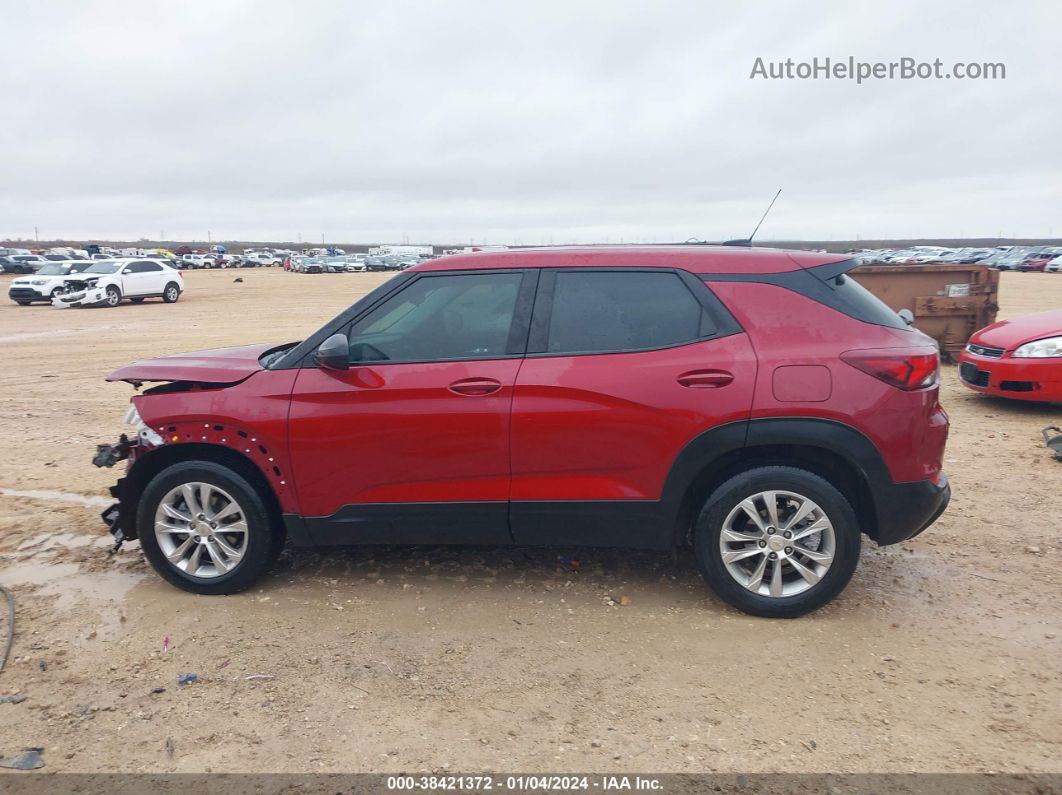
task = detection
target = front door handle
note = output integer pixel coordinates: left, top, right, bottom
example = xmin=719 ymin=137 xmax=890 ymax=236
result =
xmin=448 ymin=377 xmax=503 ymax=396
xmin=677 ymin=369 xmax=734 ymax=389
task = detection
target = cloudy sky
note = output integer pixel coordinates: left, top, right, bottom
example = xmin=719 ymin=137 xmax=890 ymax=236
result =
xmin=2 ymin=1 xmax=1060 ymax=244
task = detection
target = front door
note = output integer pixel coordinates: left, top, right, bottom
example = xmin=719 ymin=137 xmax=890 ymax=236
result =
xmin=120 ymin=260 xmax=163 ymax=295
xmin=287 ymin=269 xmax=534 ymax=545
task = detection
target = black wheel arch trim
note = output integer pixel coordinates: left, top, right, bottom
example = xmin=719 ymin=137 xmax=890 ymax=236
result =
xmin=114 ymin=442 xmax=285 ymax=542
xmin=660 ymin=417 xmax=943 ymax=547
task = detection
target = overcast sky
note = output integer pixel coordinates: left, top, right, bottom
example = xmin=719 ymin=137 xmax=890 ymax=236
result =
xmin=2 ymin=1 xmax=1060 ymax=244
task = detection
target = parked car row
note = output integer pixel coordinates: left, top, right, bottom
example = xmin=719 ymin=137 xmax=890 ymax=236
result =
xmin=284 ymin=253 xmax=428 ymax=273
xmin=0 ymin=251 xmax=99 ymax=273
xmin=856 ymin=245 xmax=1062 ymax=271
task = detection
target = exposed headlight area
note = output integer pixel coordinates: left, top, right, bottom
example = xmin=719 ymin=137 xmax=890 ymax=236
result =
xmin=1012 ymin=336 xmax=1062 ymax=357
xmin=125 ymin=404 xmax=164 ymax=446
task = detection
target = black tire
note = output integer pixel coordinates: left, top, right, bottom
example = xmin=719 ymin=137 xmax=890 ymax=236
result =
xmin=162 ymin=283 xmax=180 ymax=303
xmin=136 ymin=460 xmax=279 ymax=595
xmin=130 ymin=297 xmax=145 ymax=303
xmin=15 ymin=300 xmax=31 ymax=306
xmin=694 ymin=466 xmax=861 ymax=618
xmin=104 ymin=285 xmax=121 ymax=307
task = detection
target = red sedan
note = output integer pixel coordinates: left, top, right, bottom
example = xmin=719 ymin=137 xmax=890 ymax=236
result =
xmin=959 ymin=309 xmax=1062 ymax=401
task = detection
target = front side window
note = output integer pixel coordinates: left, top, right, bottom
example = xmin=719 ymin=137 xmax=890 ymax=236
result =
xmin=346 ymin=272 xmax=523 ymax=363
xmin=546 ymin=271 xmax=711 ymax=354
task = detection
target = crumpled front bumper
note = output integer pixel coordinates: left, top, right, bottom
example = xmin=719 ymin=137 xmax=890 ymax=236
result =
xmin=53 ymin=286 xmax=107 ymax=308
xmin=93 ymin=406 xmax=167 ymax=548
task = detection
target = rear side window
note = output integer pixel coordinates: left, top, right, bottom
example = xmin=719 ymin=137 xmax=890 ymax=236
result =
xmin=546 ymin=271 xmax=713 ymax=354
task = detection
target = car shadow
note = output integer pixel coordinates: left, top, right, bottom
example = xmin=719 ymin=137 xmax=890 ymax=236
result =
xmin=271 ymin=542 xmax=699 ymax=594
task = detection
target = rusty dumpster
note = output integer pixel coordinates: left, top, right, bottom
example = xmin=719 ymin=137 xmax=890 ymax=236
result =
xmin=851 ymin=263 xmax=999 ymax=360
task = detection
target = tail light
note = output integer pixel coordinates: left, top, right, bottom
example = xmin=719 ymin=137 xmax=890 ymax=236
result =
xmin=841 ymin=350 xmax=939 ymax=390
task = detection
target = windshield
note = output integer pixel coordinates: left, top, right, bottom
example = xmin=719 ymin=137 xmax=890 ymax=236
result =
xmin=85 ymin=262 xmax=121 ymax=274
xmin=36 ymin=264 xmax=70 ymax=276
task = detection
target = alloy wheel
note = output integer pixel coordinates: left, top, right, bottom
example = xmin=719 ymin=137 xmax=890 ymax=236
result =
xmin=154 ymin=482 xmax=248 ymax=578
xmin=718 ymin=490 xmax=836 ymax=598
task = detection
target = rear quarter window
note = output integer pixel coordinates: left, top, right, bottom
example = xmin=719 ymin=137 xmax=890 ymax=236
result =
xmin=824 ymin=270 xmax=907 ymax=329
xmin=703 ymin=259 xmax=908 ymax=330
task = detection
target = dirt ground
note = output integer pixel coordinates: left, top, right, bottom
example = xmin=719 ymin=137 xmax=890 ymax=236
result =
xmin=0 ymin=267 xmax=1059 ymax=775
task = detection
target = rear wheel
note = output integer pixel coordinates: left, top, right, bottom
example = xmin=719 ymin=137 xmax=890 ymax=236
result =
xmin=136 ymin=461 xmax=279 ymax=594
xmin=694 ymin=466 xmax=861 ymax=618
xmin=162 ymin=283 xmax=180 ymax=303
xmin=104 ymin=285 xmax=121 ymax=307
xmin=15 ymin=300 xmax=30 ymax=306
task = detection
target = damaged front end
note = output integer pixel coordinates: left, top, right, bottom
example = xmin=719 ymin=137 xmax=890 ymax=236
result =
xmin=92 ymin=341 xmax=296 ymax=554
xmin=52 ymin=278 xmax=108 ymax=308
xmin=93 ymin=404 xmax=165 ymax=552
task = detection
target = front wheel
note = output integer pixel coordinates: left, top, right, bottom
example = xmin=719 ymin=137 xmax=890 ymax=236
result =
xmin=136 ymin=461 xmax=279 ymax=594
xmin=104 ymin=285 xmax=121 ymax=307
xmin=694 ymin=466 xmax=861 ymax=618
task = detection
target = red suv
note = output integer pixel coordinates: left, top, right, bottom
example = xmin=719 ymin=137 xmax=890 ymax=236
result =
xmin=96 ymin=246 xmax=950 ymax=617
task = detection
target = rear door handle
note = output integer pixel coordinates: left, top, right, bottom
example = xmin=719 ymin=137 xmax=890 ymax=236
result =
xmin=677 ymin=369 xmax=734 ymax=389
xmin=448 ymin=377 xmax=503 ymax=396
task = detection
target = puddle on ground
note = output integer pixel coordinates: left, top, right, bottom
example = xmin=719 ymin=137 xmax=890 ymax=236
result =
xmin=2 ymin=560 xmax=143 ymax=610
xmin=0 ymin=487 xmax=112 ymax=508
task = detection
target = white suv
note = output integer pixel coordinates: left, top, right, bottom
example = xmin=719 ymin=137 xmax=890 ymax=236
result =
xmin=243 ymin=252 xmax=281 ymax=266
xmin=180 ymin=253 xmax=219 ymax=269
xmin=51 ymin=259 xmax=184 ymax=308
xmin=8 ymin=260 xmax=96 ymax=304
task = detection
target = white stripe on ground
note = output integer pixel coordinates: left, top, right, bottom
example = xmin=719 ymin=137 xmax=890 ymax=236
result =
xmin=0 ymin=488 xmax=111 ymax=507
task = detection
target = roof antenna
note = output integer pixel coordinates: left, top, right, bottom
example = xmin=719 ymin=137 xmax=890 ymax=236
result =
xmin=723 ymin=189 xmax=782 ymax=247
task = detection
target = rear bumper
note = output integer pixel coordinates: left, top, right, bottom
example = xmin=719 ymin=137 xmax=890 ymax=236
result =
xmin=873 ymin=473 xmax=950 ymax=545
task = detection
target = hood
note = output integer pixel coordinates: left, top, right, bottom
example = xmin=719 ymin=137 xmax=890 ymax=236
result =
xmin=972 ymin=309 xmax=1062 ymax=350
xmin=54 ymin=271 xmax=106 ymax=281
xmin=106 ymin=342 xmax=281 ymax=384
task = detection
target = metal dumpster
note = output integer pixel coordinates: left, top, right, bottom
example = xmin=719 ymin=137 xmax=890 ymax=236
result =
xmin=851 ymin=263 xmax=999 ymax=360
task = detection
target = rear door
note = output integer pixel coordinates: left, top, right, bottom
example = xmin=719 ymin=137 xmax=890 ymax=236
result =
xmin=509 ymin=268 xmax=757 ymax=548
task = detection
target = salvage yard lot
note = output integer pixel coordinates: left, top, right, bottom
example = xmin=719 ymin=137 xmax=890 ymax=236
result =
xmin=0 ymin=268 xmax=1059 ymax=773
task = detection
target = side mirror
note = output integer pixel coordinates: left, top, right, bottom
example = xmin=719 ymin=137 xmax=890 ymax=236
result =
xmin=314 ymin=333 xmax=350 ymax=371
xmin=898 ymin=308 xmax=914 ymax=326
